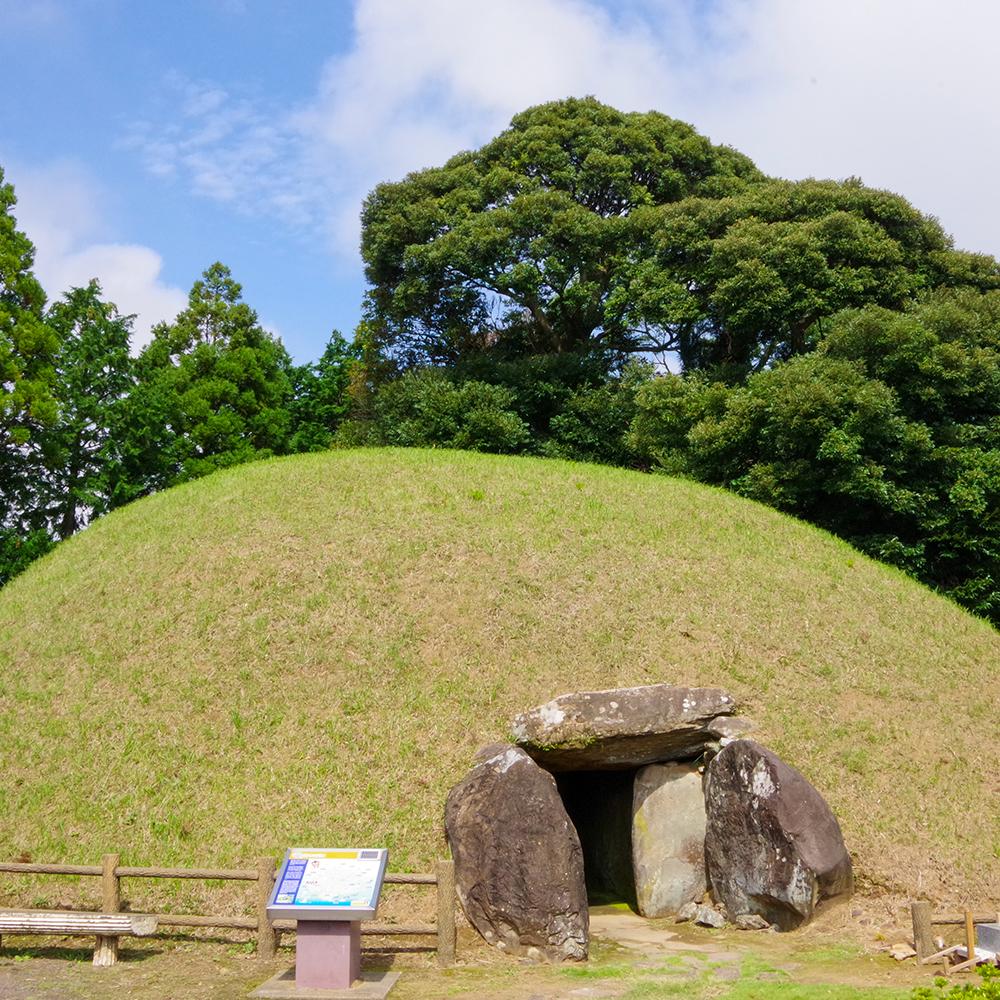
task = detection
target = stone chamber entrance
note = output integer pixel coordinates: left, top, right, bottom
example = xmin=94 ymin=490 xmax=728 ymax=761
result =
xmin=555 ymin=769 xmax=639 ymax=910
xmin=445 ymin=684 xmax=855 ymax=961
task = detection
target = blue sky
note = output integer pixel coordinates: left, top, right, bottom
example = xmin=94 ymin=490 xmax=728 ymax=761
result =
xmin=3 ymin=0 xmax=999 ymax=362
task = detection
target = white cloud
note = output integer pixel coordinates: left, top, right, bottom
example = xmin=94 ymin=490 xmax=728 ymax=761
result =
xmin=125 ymin=0 xmax=1000 ymax=265
xmin=125 ymin=0 xmax=680 ymax=257
xmin=7 ymin=161 xmax=187 ymax=348
xmin=686 ymin=0 xmax=1000 ymax=258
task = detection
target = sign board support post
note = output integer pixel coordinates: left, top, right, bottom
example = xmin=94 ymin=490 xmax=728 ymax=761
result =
xmin=296 ymin=921 xmax=360 ymax=990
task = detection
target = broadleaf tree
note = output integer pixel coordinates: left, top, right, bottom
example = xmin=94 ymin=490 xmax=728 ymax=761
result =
xmin=361 ymin=99 xmax=1000 ymax=383
xmin=628 ymin=289 xmax=1000 ymax=623
xmin=360 ymin=97 xmax=762 ymax=371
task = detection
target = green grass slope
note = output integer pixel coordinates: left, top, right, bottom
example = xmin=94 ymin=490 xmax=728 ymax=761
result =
xmin=1 ymin=448 xmax=997 ymax=909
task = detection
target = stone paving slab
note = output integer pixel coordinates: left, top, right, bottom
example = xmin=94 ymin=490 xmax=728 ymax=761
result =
xmin=250 ymin=968 xmax=400 ymax=999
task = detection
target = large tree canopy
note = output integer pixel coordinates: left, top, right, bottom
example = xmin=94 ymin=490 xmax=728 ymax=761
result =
xmin=361 ymin=98 xmax=1000 ymax=380
xmin=360 ymin=97 xmax=761 ymax=368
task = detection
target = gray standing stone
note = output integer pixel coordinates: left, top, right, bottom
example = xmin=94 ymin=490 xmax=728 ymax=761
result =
xmin=704 ymin=740 xmax=853 ymax=930
xmin=631 ymin=763 xmax=707 ymax=917
xmin=512 ymin=685 xmax=737 ymax=770
xmin=444 ymin=745 xmax=588 ymax=961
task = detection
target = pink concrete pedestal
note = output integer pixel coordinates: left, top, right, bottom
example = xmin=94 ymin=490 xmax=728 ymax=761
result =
xmin=296 ymin=920 xmax=360 ymax=990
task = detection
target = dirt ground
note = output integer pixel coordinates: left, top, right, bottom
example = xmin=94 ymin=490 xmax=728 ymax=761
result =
xmin=0 ymin=898 xmax=958 ymax=1000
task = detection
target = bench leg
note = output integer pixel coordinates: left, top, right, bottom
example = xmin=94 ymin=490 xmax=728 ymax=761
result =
xmin=93 ymin=934 xmax=119 ymax=967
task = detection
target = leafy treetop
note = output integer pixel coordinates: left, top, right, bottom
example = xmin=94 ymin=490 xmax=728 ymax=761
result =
xmin=360 ymin=96 xmax=761 ymax=368
xmin=361 ymin=98 xmax=1000 ymax=381
xmin=124 ymin=262 xmax=294 ymax=494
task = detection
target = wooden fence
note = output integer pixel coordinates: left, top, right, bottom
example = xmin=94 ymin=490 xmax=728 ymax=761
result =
xmin=0 ymin=855 xmax=456 ymax=966
xmin=911 ymin=901 xmax=998 ymax=974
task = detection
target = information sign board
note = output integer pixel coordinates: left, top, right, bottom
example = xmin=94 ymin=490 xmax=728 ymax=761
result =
xmin=266 ymin=848 xmax=389 ymax=921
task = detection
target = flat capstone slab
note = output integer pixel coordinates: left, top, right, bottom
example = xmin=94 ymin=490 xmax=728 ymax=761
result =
xmin=251 ymin=969 xmax=400 ymax=999
xmin=511 ymin=684 xmax=737 ymax=770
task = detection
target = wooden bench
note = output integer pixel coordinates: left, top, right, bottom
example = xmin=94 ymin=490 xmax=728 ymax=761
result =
xmin=0 ymin=909 xmax=158 ymax=966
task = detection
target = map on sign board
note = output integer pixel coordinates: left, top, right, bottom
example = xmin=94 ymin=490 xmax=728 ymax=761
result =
xmin=266 ymin=848 xmax=389 ymax=921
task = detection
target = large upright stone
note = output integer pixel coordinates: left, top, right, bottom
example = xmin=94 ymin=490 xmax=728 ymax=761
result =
xmin=632 ymin=762 xmax=707 ymax=917
xmin=704 ymin=740 xmax=853 ymax=930
xmin=511 ymin=685 xmax=737 ymax=770
xmin=444 ymin=745 xmax=588 ymax=961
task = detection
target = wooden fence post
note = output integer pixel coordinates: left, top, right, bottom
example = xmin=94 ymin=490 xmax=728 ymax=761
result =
xmin=256 ymin=857 xmax=277 ymax=961
xmin=435 ymin=859 xmax=456 ymax=967
xmin=93 ymin=853 xmax=121 ymax=967
xmin=912 ymin=901 xmax=934 ymax=961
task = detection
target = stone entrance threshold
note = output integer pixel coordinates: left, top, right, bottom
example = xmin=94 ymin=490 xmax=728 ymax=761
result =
xmin=588 ymin=907 xmax=736 ymax=960
xmin=250 ymin=969 xmax=400 ymax=999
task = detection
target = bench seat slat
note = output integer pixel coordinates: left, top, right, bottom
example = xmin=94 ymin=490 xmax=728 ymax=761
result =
xmin=0 ymin=910 xmax=157 ymax=936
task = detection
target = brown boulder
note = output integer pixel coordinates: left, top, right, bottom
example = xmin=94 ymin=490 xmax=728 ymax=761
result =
xmin=444 ymin=745 xmax=588 ymax=961
xmin=704 ymin=740 xmax=853 ymax=930
xmin=511 ymin=684 xmax=737 ymax=770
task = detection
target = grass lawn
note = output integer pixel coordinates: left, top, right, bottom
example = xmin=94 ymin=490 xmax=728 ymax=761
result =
xmin=0 ymin=914 xmax=933 ymax=1000
xmin=0 ymin=448 xmax=997 ymax=916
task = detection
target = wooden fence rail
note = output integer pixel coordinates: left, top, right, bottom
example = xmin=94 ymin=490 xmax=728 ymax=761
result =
xmin=0 ymin=855 xmax=456 ymax=966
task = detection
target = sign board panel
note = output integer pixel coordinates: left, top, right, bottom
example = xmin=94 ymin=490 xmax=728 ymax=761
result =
xmin=266 ymin=848 xmax=389 ymax=921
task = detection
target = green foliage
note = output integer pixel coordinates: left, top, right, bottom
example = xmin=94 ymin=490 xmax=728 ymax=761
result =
xmin=360 ymin=96 xmax=761 ymax=370
xmin=0 ymin=168 xmax=56 ymax=444
xmin=123 ymin=262 xmax=293 ymax=495
xmin=41 ymin=281 xmax=134 ymax=537
xmin=624 ymin=177 xmax=999 ymax=376
xmin=287 ymin=331 xmax=357 ymax=452
xmin=457 ymin=349 xmax=616 ymax=438
xmin=338 ymin=368 xmax=531 ymax=454
xmin=629 ymin=289 xmax=1000 ymax=623
xmin=543 ymin=360 xmax=653 ymax=465
xmin=361 ymin=99 xmax=999 ymax=384
xmin=0 ymin=526 xmax=53 ymax=587
xmin=0 ymin=167 xmax=58 ymax=564
xmin=820 ymin=291 xmax=1000 ymax=619
xmin=913 ymin=968 xmax=1000 ymax=1000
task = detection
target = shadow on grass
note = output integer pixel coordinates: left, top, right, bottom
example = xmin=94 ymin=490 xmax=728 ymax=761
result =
xmin=0 ymin=944 xmax=160 ymax=963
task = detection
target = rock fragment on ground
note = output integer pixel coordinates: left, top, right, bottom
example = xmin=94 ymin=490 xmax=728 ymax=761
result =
xmin=444 ymin=744 xmax=588 ymax=960
xmin=734 ymin=913 xmax=772 ymax=930
xmin=704 ymin=739 xmax=853 ymax=931
xmin=631 ymin=762 xmax=707 ymax=917
xmin=512 ymin=684 xmax=737 ymax=770
xmin=693 ymin=904 xmax=727 ymax=928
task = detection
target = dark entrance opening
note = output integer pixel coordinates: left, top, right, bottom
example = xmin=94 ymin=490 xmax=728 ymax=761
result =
xmin=555 ymin=769 xmax=638 ymax=909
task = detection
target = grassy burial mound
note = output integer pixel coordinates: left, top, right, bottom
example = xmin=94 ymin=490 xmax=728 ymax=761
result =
xmin=0 ymin=448 xmax=997 ymax=911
